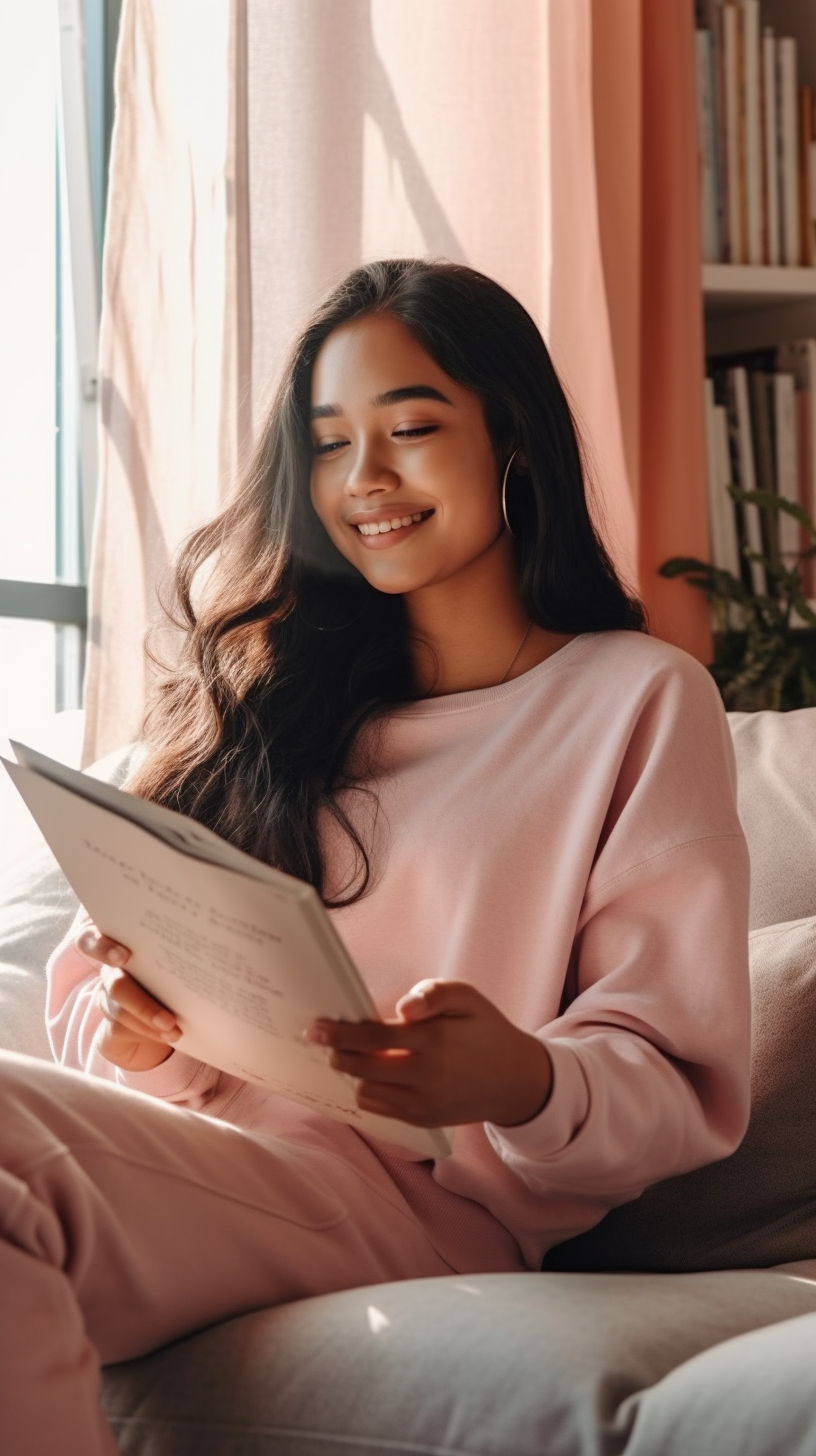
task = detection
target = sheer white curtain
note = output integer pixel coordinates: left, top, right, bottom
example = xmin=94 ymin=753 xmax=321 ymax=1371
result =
xmin=83 ymin=0 xmax=633 ymax=762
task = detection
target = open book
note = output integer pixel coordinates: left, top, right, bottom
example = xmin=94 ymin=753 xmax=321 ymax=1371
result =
xmin=3 ymin=742 xmax=450 ymax=1160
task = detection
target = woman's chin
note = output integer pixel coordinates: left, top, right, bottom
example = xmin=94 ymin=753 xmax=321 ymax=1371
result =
xmin=355 ymin=565 xmax=426 ymax=596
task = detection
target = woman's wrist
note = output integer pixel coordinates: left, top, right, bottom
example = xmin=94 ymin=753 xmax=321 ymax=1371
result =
xmin=492 ymin=1033 xmax=553 ymax=1127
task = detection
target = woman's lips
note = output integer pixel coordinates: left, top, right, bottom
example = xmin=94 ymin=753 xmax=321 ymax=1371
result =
xmin=351 ymin=508 xmax=434 ymax=549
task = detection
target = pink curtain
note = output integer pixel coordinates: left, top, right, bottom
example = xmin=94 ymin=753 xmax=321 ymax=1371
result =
xmin=592 ymin=0 xmax=713 ymax=661
xmin=83 ymin=0 xmax=709 ymax=762
xmin=82 ymin=0 xmax=248 ymax=765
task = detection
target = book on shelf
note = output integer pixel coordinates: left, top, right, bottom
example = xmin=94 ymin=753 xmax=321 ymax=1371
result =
xmin=762 ymin=23 xmax=780 ymax=264
xmin=695 ymin=2 xmax=816 ymax=266
xmin=778 ymin=35 xmax=800 ymax=266
xmin=776 ymin=339 xmax=816 ymax=593
xmin=773 ymin=371 xmax=801 ymax=562
xmin=724 ymin=365 xmax=768 ymax=593
xmin=800 ymin=85 xmax=815 ymax=267
xmin=697 ymin=27 xmax=721 ymax=262
xmin=704 ymin=377 xmax=742 ymax=579
xmin=743 ymin=0 xmax=763 ymax=265
xmin=705 ymin=341 xmax=816 ymax=600
xmin=1 ymin=741 xmax=451 ymax=1161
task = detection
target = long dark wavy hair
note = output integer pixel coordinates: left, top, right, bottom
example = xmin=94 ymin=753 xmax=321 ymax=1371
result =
xmin=128 ymin=259 xmax=646 ymax=904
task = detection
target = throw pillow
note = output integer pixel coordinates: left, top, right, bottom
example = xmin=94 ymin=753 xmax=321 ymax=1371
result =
xmin=544 ymin=915 xmax=816 ymax=1271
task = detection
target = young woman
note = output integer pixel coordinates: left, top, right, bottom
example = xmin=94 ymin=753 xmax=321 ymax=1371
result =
xmin=1 ymin=260 xmax=751 ymax=1455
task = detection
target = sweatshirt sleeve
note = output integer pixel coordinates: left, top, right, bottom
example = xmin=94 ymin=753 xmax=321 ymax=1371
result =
xmin=484 ymin=656 xmax=752 ymax=1217
xmin=45 ymin=910 xmax=222 ymax=1108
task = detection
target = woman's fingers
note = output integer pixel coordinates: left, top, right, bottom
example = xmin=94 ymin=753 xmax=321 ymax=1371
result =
xmin=76 ymin=923 xmax=179 ymax=1036
xmin=308 ymin=1018 xmax=425 ymax=1053
xmin=98 ymin=966 xmax=180 ymax=1038
xmin=77 ymin=924 xmax=131 ymax=968
xmin=328 ymin=1047 xmax=414 ymax=1082
xmin=77 ymin=925 xmax=181 ymax=1071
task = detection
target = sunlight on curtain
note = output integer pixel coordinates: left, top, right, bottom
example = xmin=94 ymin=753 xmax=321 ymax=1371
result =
xmin=244 ymin=0 xmax=555 ymax=418
xmin=84 ymin=0 xmax=643 ymax=759
xmin=246 ymin=0 xmax=634 ymax=580
xmin=82 ymin=0 xmax=237 ymax=763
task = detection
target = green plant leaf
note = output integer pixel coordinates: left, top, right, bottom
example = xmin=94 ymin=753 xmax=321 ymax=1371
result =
xmin=729 ymin=486 xmax=816 ymax=537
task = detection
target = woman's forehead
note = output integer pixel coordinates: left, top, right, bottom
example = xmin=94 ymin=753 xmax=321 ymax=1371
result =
xmin=311 ymin=313 xmax=459 ymax=408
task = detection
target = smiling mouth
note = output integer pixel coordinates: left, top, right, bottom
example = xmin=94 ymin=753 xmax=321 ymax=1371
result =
xmin=354 ymin=509 xmax=434 ymax=537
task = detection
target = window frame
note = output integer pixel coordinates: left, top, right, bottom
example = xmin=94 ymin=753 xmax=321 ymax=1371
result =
xmin=0 ymin=0 xmax=121 ymax=713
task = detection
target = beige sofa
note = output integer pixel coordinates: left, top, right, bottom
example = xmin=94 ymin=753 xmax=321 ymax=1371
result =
xmin=2 ymin=709 xmax=816 ymax=1455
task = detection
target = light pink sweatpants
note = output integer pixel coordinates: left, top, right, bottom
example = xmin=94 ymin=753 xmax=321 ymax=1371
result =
xmin=0 ymin=1051 xmax=522 ymax=1456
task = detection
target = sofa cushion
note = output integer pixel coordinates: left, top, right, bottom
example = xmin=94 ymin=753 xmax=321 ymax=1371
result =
xmin=728 ymin=708 xmax=816 ymax=931
xmin=100 ymin=1266 xmax=816 ymax=1456
xmin=622 ymin=1302 xmax=816 ymax=1456
xmin=544 ymin=915 xmax=816 ymax=1272
xmin=0 ymin=845 xmax=80 ymax=1059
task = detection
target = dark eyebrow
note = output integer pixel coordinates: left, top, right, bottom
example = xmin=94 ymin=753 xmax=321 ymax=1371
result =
xmin=309 ymin=384 xmax=453 ymax=421
xmin=371 ymin=385 xmax=453 ymax=408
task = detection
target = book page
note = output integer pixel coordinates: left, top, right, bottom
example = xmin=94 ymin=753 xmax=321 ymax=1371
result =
xmin=3 ymin=753 xmax=450 ymax=1159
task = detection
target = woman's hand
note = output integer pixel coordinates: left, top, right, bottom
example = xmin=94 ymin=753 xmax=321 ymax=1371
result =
xmin=76 ymin=925 xmax=181 ymax=1073
xmin=306 ymin=980 xmax=553 ymax=1128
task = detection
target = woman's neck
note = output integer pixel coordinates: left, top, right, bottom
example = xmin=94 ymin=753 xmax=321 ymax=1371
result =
xmin=405 ymin=541 xmax=574 ymax=696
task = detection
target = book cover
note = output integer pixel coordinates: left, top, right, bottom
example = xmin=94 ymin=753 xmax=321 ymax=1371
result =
xmin=800 ymin=85 xmax=814 ymax=267
xmin=742 ymin=0 xmax=763 ymax=265
xmin=773 ymin=372 xmax=801 ymax=563
xmin=697 ymin=29 xmax=721 ymax=263
xmin=723 ymin=3 xmax=744 ymax=262
xmin=778 ymin=35 xmax=800 ymax=266
xmin=748 ymin=370 xmax=780 ymax=565
xmin=704 ymin=377 xmax=742 ymax=581
xmin=811 ymin=136 xmax=816 ymax=257
xmin=713 ymin=402 xmax=742 ymax=583
xmin=722 ymin=365 xmax=767 ymax=595
xmin=710 ymin=0 xmax=731 ymax=259
xmin=777 ymin=340 xmax=816 ymax=596
xmin=762 ymin=24 xmax=780 ymax=265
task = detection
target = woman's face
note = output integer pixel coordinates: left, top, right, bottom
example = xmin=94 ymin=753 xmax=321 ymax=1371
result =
xmin=309 ymin=312 xmax=510 ymax=597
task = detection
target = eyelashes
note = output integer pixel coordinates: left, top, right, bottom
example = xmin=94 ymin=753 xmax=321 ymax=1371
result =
xmin=313 ymin=425 xmax=439 ymax=456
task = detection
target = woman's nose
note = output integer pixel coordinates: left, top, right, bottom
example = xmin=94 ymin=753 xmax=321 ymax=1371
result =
xmin=345 ymin=442 xmax=399 ymax=495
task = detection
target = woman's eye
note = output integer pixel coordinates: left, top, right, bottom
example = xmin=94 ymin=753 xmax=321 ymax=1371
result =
xmin=392 ymin=425 xmax=438 ymax=439
xmin=313 ymin=439 xmax=347 ymax=455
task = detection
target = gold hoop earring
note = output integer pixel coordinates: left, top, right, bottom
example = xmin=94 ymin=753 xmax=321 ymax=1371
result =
xmin=501 ymin=448 xmax=520 ymax=537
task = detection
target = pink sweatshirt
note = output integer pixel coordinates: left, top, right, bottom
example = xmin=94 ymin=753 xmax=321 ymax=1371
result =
xmin=47 ymin=631 xmax=751 ymax=1269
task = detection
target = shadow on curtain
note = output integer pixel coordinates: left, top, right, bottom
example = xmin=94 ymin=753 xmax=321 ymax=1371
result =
xmin=83 ymin=0 xmax=705 ymax=764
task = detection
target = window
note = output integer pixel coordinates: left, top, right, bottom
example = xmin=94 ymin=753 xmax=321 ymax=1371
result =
xmin=0 ymin=0 xmax=120 ymax=745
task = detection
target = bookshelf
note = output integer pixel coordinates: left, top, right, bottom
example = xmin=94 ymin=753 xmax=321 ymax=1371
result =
xmin=702 ymin=0 xmax=816 ymax=352
xmin=705 ymin=266 xmax=816 ymax=351
xmin=697 ymin=1 xmax=816 ymax=647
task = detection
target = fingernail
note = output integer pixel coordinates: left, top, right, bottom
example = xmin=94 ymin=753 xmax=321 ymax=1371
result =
xmin=106 ymin=947 xmax=126 ymax=967
xmin=306 ymin=1024 xmax=329 ymax=1045
xmin=153 ymin=1010 xmax=176 ymax=1031
xmin=403 ymin=987 xmax=429 ymax=1006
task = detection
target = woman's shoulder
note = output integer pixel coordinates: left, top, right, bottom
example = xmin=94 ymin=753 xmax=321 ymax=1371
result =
xmin=569 ymin=629 xmax=720 ymax=702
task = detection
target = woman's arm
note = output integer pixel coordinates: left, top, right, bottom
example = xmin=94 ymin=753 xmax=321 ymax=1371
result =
xmin=483 ymin=831 xmax=751 ymax=1198
xmin=311 ymin=830 xmax=750 ymax=1207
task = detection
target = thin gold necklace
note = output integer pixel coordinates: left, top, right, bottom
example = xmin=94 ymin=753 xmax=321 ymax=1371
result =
xmin=499 ymin=620 xmax=533 ymax=684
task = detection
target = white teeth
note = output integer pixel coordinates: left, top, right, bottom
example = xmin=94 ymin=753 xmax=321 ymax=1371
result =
xmin=357 ymin=511 xmax=431 ymax=536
